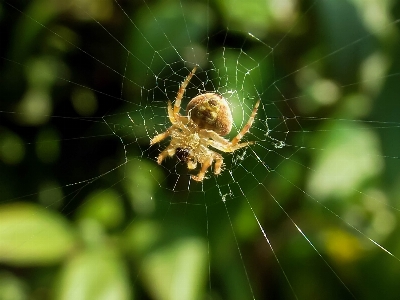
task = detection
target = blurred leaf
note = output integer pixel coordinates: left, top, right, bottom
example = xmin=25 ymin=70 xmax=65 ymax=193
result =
xmin=0 ymin=271 xmax=28 ymax=300
xmin=321 ymin=228 xmax=363 ymax=264
xmin=0 ymin=130 xmax=25 ymax=165
xmin=9 ymin=0 xmax=63 ymax=61
xmin=124 ymin=159 xmax=161 ymax=215
xmin=124 ymin=220 xmax=161 ymax=257
xmin=216 ymin=0 xmax=272 ymax=33
xmin=317 ymin=0 xmax=368 ymax=82
xmin=76 ymin=189 xmax=125 ymax=230
xmin=125 ymin=220 xmax=208 ymax=300
xmin=128 ymin=1 xmax=210 ymax=85
xmin=35 ymin=127 xmax=60 ymax=164
xmin=307 ymin=121 xmax=383 ymax=200
xmin=141 ymin=238 xmax=208 ymax=300
xmin=55 ymin=248 xmax=131 ymax=300
xmin=0 ymin=202 xmax=76 ymax=266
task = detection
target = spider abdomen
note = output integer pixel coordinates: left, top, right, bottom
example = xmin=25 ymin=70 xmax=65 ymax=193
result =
xmin=186 ymin=93 xmax=233 ymax=136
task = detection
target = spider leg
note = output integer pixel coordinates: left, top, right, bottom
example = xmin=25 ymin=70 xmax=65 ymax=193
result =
xmin=200 ymin=129 xmax=251 ymax=152
xmin=209 ymin=139 xmax=254 ymax=153
xmin=168 ymin=102 xmax=189 ymax=124
xmin=178 ymin=115 xmax=190 ymax=124
xmin=167 ymin=100 xmax=175 ymax=123
xmin=187 ymin=159 xmax=197 ymax=170
xmin=191 ymin=152 xmax=223 ymax=181
xmin=213 ymin=153 xmax=224 ymax=175
xmin=156 ymin=145 xmax=175 ymax=165
xmin=231 ymin=100 xmax=260 ymax=146
xmin=150 ymin=125 xmax=174 ymax=145
xmin=174 ymin=66 xmax=197 ymax=119
xmin=191 ymin=155 xmax=213 ymax=182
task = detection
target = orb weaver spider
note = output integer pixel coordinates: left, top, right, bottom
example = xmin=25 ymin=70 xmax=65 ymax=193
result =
xmin=150 ymin=66 xmax=260 ymax=181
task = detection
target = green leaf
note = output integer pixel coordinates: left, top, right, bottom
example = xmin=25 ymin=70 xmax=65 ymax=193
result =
xmin=141 ymin=238 xmax=208 ymax=300
xmin=0 ymin=271 xmax=28 ymax=300
xmin=55 ymin=249 xmax=132 ymax=300
xmin=307 ymin=121 xmax=383 ymax=200
xmin=125 ymin=220 xmax=208 ymax=300
xmin=76 ymin=189 xmax=125 ymax=230
xmin=0 ymin=202 xmax=76 ymax=266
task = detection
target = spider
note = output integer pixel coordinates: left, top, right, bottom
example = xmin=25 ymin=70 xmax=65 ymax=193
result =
xmin=150 ymin=66 xmax=260 ymax=181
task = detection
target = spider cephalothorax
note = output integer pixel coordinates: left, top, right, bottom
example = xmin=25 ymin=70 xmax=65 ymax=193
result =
xmin=150 ymin=66 xmax=260 ymax=181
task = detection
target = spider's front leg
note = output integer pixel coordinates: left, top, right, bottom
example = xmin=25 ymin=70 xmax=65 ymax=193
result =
xmin=231 ymin=99 xmax=260 ymax=146
xmin=174 ymin=66 xmax=197 ymax=119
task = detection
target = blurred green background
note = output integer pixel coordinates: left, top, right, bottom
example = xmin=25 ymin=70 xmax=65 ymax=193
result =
xmin=1 ymin=0 xmax=400 ymax=299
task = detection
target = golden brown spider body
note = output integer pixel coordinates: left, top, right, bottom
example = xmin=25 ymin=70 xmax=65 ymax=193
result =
xmin=150 ymin=66 xmax=260 ymax=181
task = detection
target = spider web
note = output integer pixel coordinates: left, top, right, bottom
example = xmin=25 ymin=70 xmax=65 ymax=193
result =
xmin=1 ymin=0 xmax=400 ymax=299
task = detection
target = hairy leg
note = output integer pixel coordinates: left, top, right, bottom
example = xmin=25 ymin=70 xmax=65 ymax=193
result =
xmin=231 ymin=99 xmax=260 ymax=146
xmin=156 ymin=146 xmax=176 ymax=165
xmin=174 ymin=66 xmax=197 ymax=118
xmin=213 ymin=153 xmax=224 ymax=175
xmin=209 ymin=139 xmax=254 ymax=153
xmin=167 ymin=100 xmax=175 ymax=123
xmin=150 ymin=126 xmax=174 ymax=145
xmin=191 ymin=155 xmax=213 ymax=181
